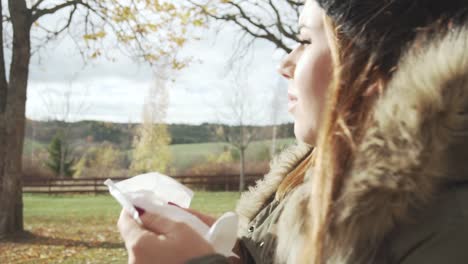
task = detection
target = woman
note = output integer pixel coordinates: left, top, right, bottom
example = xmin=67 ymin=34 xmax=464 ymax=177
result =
xmin=117 ymin=0 xmax=468 ymax=263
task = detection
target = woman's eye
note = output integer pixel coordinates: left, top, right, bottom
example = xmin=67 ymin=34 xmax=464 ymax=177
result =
xmin=298 ymin=39 xmax=312 ymax=46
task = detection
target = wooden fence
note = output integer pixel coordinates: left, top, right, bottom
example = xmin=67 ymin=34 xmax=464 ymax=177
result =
xmin=22 ymin=174 xmax=264 ymax=194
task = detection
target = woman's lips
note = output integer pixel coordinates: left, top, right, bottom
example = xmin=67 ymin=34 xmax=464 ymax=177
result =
xmin=288 ymin=92 xmax=298 ymax=112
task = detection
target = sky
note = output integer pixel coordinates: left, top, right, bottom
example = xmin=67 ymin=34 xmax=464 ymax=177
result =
xmin=23 ymin=5 xmax=294 ymax=125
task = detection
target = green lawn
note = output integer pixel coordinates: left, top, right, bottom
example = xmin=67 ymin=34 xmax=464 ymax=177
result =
xmin=0 ymin=192 xmax=241 ymax=264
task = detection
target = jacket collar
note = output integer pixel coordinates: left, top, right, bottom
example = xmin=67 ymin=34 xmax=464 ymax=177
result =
xmin=236 ymin=142 xmax=312 ymax=236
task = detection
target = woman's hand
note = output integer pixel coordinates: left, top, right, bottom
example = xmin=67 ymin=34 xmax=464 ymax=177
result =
xmin=167 ymin=205 xmax=244 ymax=264
xmin=167 ymin=202 xmax=217 ymax=227
xmin=118 ymin=209 xmax=216 ymax=264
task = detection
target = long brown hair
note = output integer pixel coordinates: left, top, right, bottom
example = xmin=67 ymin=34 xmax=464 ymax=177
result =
xmin=301 ymin=1 xmax=468 ymax=263
xmin=305 ymin=15 xmax=385 ymax=263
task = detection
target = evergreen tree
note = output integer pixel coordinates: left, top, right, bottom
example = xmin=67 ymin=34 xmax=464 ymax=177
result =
xmin=45 ymin=134 xmax=75 ymax=177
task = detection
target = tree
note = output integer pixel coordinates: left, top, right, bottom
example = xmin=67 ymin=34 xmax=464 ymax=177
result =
xmin=214 ymin=77 xmax=262 ymax=192
xmin=188 ymin=0 xmax=302 ymax=57
xmin=40 ymin=81 xmax=90 ymax=178
xmin=0 ymin=0 xmax=203 ymax=237
xmin=45 ymin=133 xmax=75 ymax=177
xmin=270 ymin=76 xmax=288 ymax=158
xmin=73 ymin=142 xmax=123 ymax=178
xmin=130 ymin=73 xmax=172 ymax=175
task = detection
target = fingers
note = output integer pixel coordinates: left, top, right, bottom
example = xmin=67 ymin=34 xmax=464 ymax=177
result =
xmin=117 ymin=209 xmax=148 ymax=248
xmin=139 ymin=211 xmax=193 ymax=237
xmin=183 ymin=208 xmax=216 ymax=226
xmin=168 ymin=203 xmax=216 ymax=226
xmin=119 ymin=206 xmax=204 ymax=242
xmin=117 ymin=208 xmax=217 ymax=263
xmin=118 ymin=209 xmax=143 ymax=236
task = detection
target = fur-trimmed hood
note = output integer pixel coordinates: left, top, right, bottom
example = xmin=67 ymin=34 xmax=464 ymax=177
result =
xmin=236 ymin=142 xmax=312 ymax=238
xmin=237 ymin=25 xmax=468 ymax=264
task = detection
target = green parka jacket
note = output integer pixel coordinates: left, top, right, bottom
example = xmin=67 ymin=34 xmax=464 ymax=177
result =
xmin=188 ymin=25 xmax=468 ymax=264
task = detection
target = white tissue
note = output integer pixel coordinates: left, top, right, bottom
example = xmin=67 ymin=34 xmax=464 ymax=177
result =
xmin=104 ymin=172 xmax=238 ymax=257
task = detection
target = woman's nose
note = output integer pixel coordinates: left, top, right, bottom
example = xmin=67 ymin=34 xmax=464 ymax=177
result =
xmin=278 ymin=50 xmax=296 ymax=79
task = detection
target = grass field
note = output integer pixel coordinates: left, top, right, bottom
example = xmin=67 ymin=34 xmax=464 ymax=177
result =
xmin=0 ymin=192 xmax=241 ymax=264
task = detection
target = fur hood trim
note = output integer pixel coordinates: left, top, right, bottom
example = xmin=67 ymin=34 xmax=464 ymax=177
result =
xmin=236 ymin=142 xmax=312 ymax=237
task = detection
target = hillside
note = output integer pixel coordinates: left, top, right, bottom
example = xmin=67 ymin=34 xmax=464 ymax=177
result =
xmin=24 ymin=119 xmax=294 ymax=148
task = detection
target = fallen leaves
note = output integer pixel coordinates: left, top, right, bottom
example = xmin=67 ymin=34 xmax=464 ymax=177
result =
xmin=0 ymin=219 xmax=126 ymax=263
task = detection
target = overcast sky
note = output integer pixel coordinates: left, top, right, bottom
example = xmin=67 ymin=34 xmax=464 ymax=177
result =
xmin=24 ymin=12 xmax=293 ymax=125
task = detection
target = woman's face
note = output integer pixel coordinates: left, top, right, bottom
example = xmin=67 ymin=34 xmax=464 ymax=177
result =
xmin=278 ymin=0 xmax=333 ymax=145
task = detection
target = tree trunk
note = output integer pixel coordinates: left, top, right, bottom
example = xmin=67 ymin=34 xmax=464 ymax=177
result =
xmin=0 ymin=0 xmax=32 ymax=237
xmin=59 ymin=140 xmax=65 ymax=178
xmin=270 ymin=125 xmax=277 ymax=158
xmin=0 ymin=0 xmax=8 ymax=239
xmin=239 ymin=147 xmax=245 ymax=192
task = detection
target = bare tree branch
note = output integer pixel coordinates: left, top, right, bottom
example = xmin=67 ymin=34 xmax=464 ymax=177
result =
xmin=35 ymin=3 xmax=77 ymax=38
xmin=53 ymin=2 xmax=78 ymax=36
xmin=29 ymin=3 xmax=78 ymax=58
xmin=30 ymin=0 xmax=46 ymax=12
xmin=188 ymin=0 xmax=302 ymax=54
xmin=31 ymin=1 xmax=79 ymax=22
xmin=268 ymin=0 xmax=299 ymax=42
xmin=212 ymin=75 xmax=264 ymax=191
